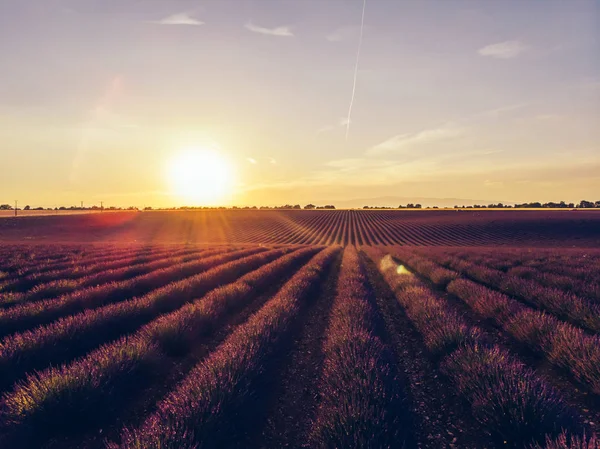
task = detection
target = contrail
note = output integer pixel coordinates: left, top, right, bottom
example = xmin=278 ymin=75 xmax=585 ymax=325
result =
xmin=345 ymin=0 xmax=367 ymax=140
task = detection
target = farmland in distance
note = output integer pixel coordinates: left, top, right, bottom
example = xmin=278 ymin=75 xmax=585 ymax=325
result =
xmin=0 ymin=209 xmax=599 ymax=246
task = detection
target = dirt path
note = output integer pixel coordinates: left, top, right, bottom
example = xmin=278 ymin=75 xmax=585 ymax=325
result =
xmin=249 ymin=252 xmax=342 ymax=449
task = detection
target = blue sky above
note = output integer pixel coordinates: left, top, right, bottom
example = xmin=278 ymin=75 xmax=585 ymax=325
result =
xmin=0 ymin=0 xmax=598 ymax=206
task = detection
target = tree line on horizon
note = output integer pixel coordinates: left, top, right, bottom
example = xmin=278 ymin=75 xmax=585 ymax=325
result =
xmin=1 ymin=200 xmax=599 ymax=212
xmin=365 ymin=200 xmax=600 ymax=210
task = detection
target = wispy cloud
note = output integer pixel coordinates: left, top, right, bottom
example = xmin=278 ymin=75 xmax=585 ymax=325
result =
xmin=317 ymin=125 xmax=334 ymax=134
xmin=154 ymin=13 xmax=204 ymax=26
xmin=247 ymin=157 xmax=258 ymax=164
xmin=245 ymin=22 xmax=293 ymax=37
xmin=326 ymin=26 xmax=360 ymax=42
xmin=318 ymin=118 xmax=351 ymax=134
xmin=478 ymin=40 xmax=527 ymax=59
xmin=240 ymin=158 xmax=600 ymax=206
xmin=367 ymin=124 xmax=465 ymax=155
xmin=481 ymin=103 xmax=528 ymax=117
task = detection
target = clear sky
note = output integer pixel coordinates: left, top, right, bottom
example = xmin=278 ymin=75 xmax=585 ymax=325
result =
xmin=1 ymin=0 xmax=599 ymax=207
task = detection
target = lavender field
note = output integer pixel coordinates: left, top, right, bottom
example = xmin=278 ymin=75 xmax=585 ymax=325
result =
xmin=0 ymin=243 xmax=599 ymax=448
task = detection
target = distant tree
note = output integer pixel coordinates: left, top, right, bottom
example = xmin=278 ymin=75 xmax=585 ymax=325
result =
xmin=414 ymin=204 xmax=422 ymax=209
xmin=595 ymin=201 xmax=600 ymax=208
xmin=34 ymin=207 xmax=44 ymax=210
xmin=0 ymin=204 xmax=12 ymax=210
xmin=304 ymin=204 xmax=316 ymax=209
xmin=24 ymin=205 xmax=31 ymax=210
xmin=578 ymin=200 xmax=595 ymax=208
xmin=407 ymin=203 xmax=414 ymax=208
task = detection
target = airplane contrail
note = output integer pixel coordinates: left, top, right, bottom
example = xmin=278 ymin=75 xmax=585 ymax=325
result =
xmin=345 ymin=0 xmax=367 ymax=140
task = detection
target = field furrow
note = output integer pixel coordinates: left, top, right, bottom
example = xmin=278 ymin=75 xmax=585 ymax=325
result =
xmin=365 ymin=247 xmax=588 ymax=448
xmin=387 ymin=248 xmax=600 ymax=426
xmin=0 ymin=248 xmax=214 ymax=308
xmin=0 ymin=249 xmax=290 ymax=393
xmin=0 ymin=247 xmax=262 ymax=339
xmin=109 ymin=247 xmax=340 ymax=449
xmin=0 ymin=247 xmax=323 ymax=448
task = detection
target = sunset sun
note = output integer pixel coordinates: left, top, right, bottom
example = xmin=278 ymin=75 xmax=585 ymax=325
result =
xmin=167 ymin=147 xmax=233 ymax=205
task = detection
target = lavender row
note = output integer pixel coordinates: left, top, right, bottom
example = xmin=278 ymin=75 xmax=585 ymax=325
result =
xmin=507 ymin=266 xmax=600 ymax=304
xmin=310 ymin=247 xmax=407 ymax=448
xmin=441 ymin=249 xmax=600 ymax=294
xmin=0 ymin=248 xmax=214 ymax=308
xmin=390 ymin=249 xmax=600 ymax=395
xmin=0 ymin=245 xmax=201 ymax=296
xmin=0 ymin=245 xmax=171 ymax=289
xmin=448 ymin=278 xmax=600 ymax=395
xmin=0 ymin=245 xmax=115 ymax=275
xmin=367 ymin=248 xmax=582 ymax=447
xmin=0 ymin=248 xmax=290 ymax=392
xmin=0 ymin=246 xmax=257 ymax=339
xmin=442 ymin=249 xmax=600 ymax=303
xmin=111 ymin=247 xmax=340 ymax=449
xmin=428 ymin=252 xmax=600 ymax=334
xmin=534 ymin=431 xmax=598 ymax=448
xmin=0 ymin=247 xmax=322 ymax=448
xmin=2 ymin=245 xmax=165 ymax=278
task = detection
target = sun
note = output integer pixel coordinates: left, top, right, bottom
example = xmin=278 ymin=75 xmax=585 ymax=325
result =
xmin=167 ymin=147 xmax=234 ymax=205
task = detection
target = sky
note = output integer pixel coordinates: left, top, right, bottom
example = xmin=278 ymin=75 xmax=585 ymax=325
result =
xmin=0 ymin=0 xmax=599 ymax=208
